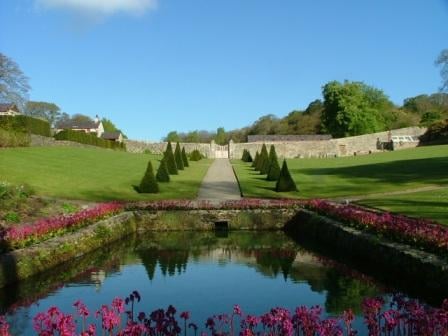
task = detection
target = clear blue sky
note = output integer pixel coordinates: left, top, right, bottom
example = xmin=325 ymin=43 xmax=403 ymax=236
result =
xmin=1 ymin=0 xmax=447 ymax=140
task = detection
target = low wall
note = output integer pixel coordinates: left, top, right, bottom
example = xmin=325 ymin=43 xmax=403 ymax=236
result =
xmin=228 ymin=127 xmax=427 ymax=159
xmin=284 ymin=210 xmax=448 ymax=299
xmin=125 ymin=140 xmax=212 ymax=157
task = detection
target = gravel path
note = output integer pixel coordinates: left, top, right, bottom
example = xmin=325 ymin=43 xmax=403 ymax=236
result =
xmin=197 ymin=159 xmax=241 ymax=201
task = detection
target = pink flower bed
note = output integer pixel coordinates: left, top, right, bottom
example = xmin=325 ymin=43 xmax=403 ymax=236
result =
xmin=128 ymin=198 xmax=303 ymax=211
xmin=1 ymin=292 xmax=448 ymax=335
xmin=0 ymin=202 xmax=124 ymax=251
xmin=306 ymin=199 xmax=448 ymax=256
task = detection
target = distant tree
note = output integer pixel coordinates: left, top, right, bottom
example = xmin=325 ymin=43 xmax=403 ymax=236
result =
xmin=71 ymin=114 xmax=94 ymax=124
xmin=266 ymin=145 xmax=280 ymax=181
xmin=184 ymin=131 xmax=200 ymax=143
xmin=276 ymin=160 xmax=297 ymax=192
xmin=139 ymin=160 xmax=159 ymax=193
xmin=258 ymin=144 xmax=269 ymax=174
xmin=436 ymin=49 xmax=448 ymax=92
xmin=156 ymin=158 xmax=170 ymax=183
xmin=174 ymin=142 xmax=184 ymax=170
xmin=181 ymin=147 xmax=189 ymax=167
xmin=165 ymin=131 xmax=181 ymax=142
xmin=164 ymin=141 xmax=178 ymax=174
xmin=0 ymin=53 xmax=30 ymax=108
xmin=321 ymin=80 xmax=392 ymax=137
xmin=24 ymin=101 xmax=61 ymax=126
xmin=101 ymin=118 xmax=127 ymax=138
xmin=215 ymin=127 xmax=227 ymax=145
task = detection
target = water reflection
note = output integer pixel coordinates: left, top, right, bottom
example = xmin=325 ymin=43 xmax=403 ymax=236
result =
xmin=0 ymin=231 xmax=397 ymax=334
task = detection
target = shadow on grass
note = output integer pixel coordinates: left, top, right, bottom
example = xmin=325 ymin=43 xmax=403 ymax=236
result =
xmin=295 ymin=157 xmax=448 ymax=187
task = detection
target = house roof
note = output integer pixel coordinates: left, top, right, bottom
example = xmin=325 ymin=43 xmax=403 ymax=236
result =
xmin=0 ymin=103 xmax=20 ymax=113
xmin=247 ymin=134 xmax=332 ymax=142
xmin=56 ymin=120 xmax=101 ymax=130
xmin=101 ymin=131 xmax=122 ymax=140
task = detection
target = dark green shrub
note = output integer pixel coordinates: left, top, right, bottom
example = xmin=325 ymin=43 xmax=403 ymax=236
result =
xmin=139 ymin=160 xmax=159 ymax=193
xmin=0 ymin=115 xmax=51 ymax=137
xmin=164 ymin=141 xmax=178 ymax=174
xmin=276 ymin=160 xmax=298 ymax=192
xmin=0 ymin=128 xmax=30 ymax=147
xmin=258 ymin=144 xmax=269 ymax=174
xmin=241 ymin=149 xmax=253 ymax=162
xmin=54 ymin=130 xmax=126 ymax=150
xmin=189 ymin=149 xmax=203 ymax=161
xmin=182 ymin=147 xmax=189 ymax=167
xmin=252 ymin=151 xmax=259 ymax=168
xmin=267 ymin=145 xmax=280 ymax=181
xmin=174 ymin=142 xmax=184 ymax=170
xmin=156 ymin=158 xmax=170 ymax=182
xmin=420 ymin=119 xmax=448 ymax=144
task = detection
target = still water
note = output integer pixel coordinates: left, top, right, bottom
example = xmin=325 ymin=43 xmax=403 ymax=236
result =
xmin=0 ymin=231 xmax=417 ymax=334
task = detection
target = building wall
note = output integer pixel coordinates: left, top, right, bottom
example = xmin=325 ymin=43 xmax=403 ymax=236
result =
xmin=124 ymin=140 xmax=213 ymax=157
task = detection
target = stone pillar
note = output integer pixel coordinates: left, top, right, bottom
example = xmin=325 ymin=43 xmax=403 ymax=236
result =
xmin=228 ymin=139 xmax=234 ymax=159
xmin=210 ymin=140 xmax=216 ymax=159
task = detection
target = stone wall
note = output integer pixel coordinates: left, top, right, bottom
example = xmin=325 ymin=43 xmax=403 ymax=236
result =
xmin=125 ymin=140 xmax=212 ymax=157
xmin=229 ymin=127 xmax=427 ymax=159
xmin=30 ymin=134 xmax=98 ymax=149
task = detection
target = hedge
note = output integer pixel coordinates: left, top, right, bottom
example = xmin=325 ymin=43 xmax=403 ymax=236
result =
xmin=0 ymin=115 xmax=51 ymax=137
xmin=0 ymin=128 xmax=30 ymax=147
xmin=54 ymin=129 xmax=126 ymax=150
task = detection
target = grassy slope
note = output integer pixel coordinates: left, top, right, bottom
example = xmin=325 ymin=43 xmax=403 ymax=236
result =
xmin=0 ymin=147 xmax=211 ymax=201
xmin=233 ymin=145 xmax=448 ymax=223
xmin=358 ymin=187 xmax=448 ymax=225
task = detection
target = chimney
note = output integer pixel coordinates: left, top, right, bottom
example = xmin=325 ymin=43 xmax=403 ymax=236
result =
xmin=94 ymin=115 xmax=99 ymax=124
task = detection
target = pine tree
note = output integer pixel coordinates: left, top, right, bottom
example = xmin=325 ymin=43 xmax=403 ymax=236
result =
xmin=174 ymin=142 xmax=184 ymax=170
xmin=164 ymin=141 xmax=178 ymax=175
xmin=181 ymin=147 xmax=189 ymax=167
xmin=258 ymin=144 xmax=269 ymax=174
xmin=156 ymin=158 xmax=170 ymax=182
xmin=267 ymin=145 xmax=281 ymax=181
xmin=252 ymin=151 xmax=260 ymax=168
xmin=139 ymin=160 xmax=159 ymax=193
xmin=276 ymin=160 xmax=298 ymax=192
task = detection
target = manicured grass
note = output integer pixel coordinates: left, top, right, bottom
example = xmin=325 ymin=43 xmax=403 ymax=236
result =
xmin=357 ymin=188 xmax=448 ymax=225
xmin=0 ymin=147 xmax=211 ymax=201
xmin=232 ymin=145 xmax=448 ymax=199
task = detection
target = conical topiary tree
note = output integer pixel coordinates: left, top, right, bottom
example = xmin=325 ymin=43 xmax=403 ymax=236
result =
xmin=139 ymin=160 xmax=159 ymax=193
xmin=242 ymin=149 xmax=253 ymax=162
xmin=267 ymin=145 xmax=281 ymax=181
xmin=174 ymin=142 xmax=184 ymax=170
xmin=252 ymin=151 xmax=259 ymax=168
xmin=181 ymin=147 xmax=189 ymax=167
xmin=156 ymin=157 xmax=170 ymax=182
xmin=276 ymin=160 xmax=298 ymax=192
xmin=258 ymin=144 xmax=269 ymax=174
xmin=164 ymin=141 xmax=178 ymax=175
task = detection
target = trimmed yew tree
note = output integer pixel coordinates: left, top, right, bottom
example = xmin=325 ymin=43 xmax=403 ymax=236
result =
xmin=164 ymin=141 xmax=178 ymax=175
xmin=258 ymin=144 xmax=269 ymax=174
xmin=174 ymin=142 xmax=184 ymax=170
xmin=267 ymin=145 xmax=281 ymax=181
xmin=139 ymin=160 xmax=159 ymax=193
xmin=181 ymin=147 xmax=189 ymax=167
xmin=252 ymin=151 xmax=259 ymax=168
xmin=276 ymin=160 xmax=298 ymax=192
xmin=156 ymin=158 xmax=170 ymax=183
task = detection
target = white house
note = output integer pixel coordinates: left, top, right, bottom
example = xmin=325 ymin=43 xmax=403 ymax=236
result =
xmin=0 ymin=103 xmax=21 ymax=116
xmin=55 ymin=115 xmax=104 ymax=137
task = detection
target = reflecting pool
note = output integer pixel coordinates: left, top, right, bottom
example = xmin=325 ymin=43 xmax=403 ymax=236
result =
xmin=0 ymin=231 xmax=422 ymax=335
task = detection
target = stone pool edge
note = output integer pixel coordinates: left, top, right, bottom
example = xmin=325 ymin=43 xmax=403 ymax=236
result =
xmin=1 ymin=207 xmax=447 ymax=293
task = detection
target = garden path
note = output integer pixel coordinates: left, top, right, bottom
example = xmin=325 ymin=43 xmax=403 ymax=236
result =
xmin=197 ymin=159 xmax=242 ymax=201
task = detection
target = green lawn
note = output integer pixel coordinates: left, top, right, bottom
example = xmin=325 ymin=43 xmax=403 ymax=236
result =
xmin=233 ymin=144 xmax=448 ymax=199
xmin=232 ymin=144 xmax=448 ymax=223
xmin=0 ymin=147 xmax=211 ymax=201
xmin=357 ymin=187 xmax=448 ymax=225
